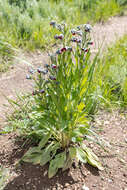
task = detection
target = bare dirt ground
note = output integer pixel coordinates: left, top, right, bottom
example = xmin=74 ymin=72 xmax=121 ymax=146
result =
xmin=0 ymin=110 xmax=127 ymax=190
xmin=0 ymin=16 xmax=127 ymax=190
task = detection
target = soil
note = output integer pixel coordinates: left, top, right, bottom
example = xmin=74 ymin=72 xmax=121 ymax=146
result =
xmin=0 ymin=110 xmax=127 ymax=190
xmin=0 ymin=16 xmax=127 ymax=190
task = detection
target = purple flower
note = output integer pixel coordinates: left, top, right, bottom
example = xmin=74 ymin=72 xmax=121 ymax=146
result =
xmin=49 ymin=76 xmax=56 ymax=80
xmin=37 ymin=68 xmax=48 ymax=74
xmin=87 ymin=41 xmax=94 ymax=45
xmin=50 ymin=21 xmax=56 ymax=27
xmin=84 ymin=24 xmax=92 ymax=32
xmin=81 ymin=48 xmax=89 ymax=53
xmin=28 ymin=68 xmax=35 ymax=74
xmin=61 ymin=47 xmax=67 ymax=52
xmin=56 ymin=49 xmax=62 ymax=55
xmin=71 ymin=29 xmax=77 ymax=35
xmin=39 ymin=89 xmax=45 ymax=94
xmin=54 ymin=34 xmax=64 ymax=40
xmin=71 ymin=37 xmax=81 ymax=43
xmin=51 ymin=64 xmax=57 ymax=69
xmin=56 ymin=81 xmax=60 ymax=85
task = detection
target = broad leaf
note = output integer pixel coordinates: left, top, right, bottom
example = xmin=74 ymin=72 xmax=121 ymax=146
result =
xmin=76 ymin=147 xmax=87 ymax=163
xmin=22 ymin=147 xmax=42 ymax=163
xmin=82 ymin=144 xmax=104 ymax=170
xmin=40 ymin=142 xmax=60 ymax=166
xmin=69 ymin=147 xmax=77 ymax=159
xmin=39 ymin=133 xmax=50 ymax=149
xmin=48 ymin=151 xmax=66 ymax=178
xmin=62 ymin=156 xmax=72 ymax=171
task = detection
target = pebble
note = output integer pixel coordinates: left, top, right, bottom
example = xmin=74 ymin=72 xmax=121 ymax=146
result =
xmin=82 ymin=184 xmax=90 ymax=190
xmin=108 ymin=179 xmax=113 ymax=183
xmin=65 ymin=183 xmax=70 ymax=187
xmin=26 ymin=74 xmax=31 ymax=79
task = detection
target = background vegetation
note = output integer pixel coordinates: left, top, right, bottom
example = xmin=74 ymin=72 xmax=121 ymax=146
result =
xmin=0 ymin=0 xmax=126 ymax=50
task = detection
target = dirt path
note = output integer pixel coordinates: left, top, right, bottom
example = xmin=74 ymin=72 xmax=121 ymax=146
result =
xmin=0 ymin=16 xmax=127 ymax=124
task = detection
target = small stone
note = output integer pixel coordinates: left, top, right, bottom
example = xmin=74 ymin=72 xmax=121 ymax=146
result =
xmin=108 ymin=179 xmax=113 ymax=183
xmin=26 ymin=74 xmax=31 ymax=79
xmin=65 ymin=183 xmax=70 ymax=187
xmin=82 ymin=184 xmax=89 ymax=190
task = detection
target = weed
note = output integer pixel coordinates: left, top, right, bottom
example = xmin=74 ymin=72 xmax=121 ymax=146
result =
xmin=15 ymin=21 xmax=106 ymax=178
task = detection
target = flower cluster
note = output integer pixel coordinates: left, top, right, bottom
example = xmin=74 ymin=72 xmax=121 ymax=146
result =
xmin=26 ymin=21 xmax=93 ymax=97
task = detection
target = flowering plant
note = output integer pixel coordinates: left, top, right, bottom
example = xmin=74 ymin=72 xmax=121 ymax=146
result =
xmin=22 ymin=21 xmax=103 ymax=178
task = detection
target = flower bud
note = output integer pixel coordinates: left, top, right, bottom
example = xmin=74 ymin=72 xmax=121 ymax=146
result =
xmin=82 ymin=48 xmax=89 ymax=53
xmin=50 ymin=21 xmax=56 ymax=27
xmin=51 ymin=64 xmax=57 ymax=69
xmin=49 ymin=76 xmax=56 ymax=80
xmin=71 ymin=29 xmax=77 ymax=35
xmin=61 ymin=47 xmax=67 ymax=52
xmin=58 ymin=34 xmax=64 ymax=40
xmin=54 ymin=34 xmax=64 ymax=40
xmin=87 ymin=41 xmax=94 ymax=45
xmin=37 ymin=68 xmax=48 ymax=74
xmin=56 ymin=49 xmax=62 ymax=55
xmin=39 ymin=89 xmax=45 ymax=94
xmin=84 ymin=24 xmax=92 ymax=32
xmin=28 ymin=68 xmax=35 ymax=74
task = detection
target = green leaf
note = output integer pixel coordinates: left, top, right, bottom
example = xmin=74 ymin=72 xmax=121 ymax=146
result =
xmin=82 ymin=144 xmax=104 ymax=170
xmin=62 ymin=156 xmax=72 ymax=171
xmin=39 ymin=133 xmax=50 ymax=149
xmin=76 ymin=147 xmax=87 ymax=163
xmin=40 ymin=142 xmax=60 ymax=166
xmin=22 ymin=147 xmax=42 ymax=164
xmin=48 ymin=151 xmax=66 ymax=178
xmin=69 ymin=147 xmax=77 ymax=159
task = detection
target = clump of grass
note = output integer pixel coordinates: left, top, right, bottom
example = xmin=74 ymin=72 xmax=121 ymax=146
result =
xmin=0 ymin=38 xmax=15 ymax=72
xmin=94 ymin=35 xmax=127 ymax=108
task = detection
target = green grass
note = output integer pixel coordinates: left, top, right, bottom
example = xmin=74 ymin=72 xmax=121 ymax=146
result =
xmin=93 ymin=35 xmax=127 ymax=108
xmin=0 ymin=38 xmax=15 ymax=73
xmin=0 ymin=0 xmax=126 ymax=51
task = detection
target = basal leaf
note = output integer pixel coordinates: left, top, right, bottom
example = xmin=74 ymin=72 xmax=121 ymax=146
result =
xmin=22 ymin=152 xmax=42 ymax=164
xmin=39 ymin=133 xmax=50 ymax=149
xmin=82 ymin=144 xmax=104 ymax=170
xmin=48 ymin=151 xmax=66 ymax=178
xmin=22 ymin=146 xmax=42 ymax=161
xmin=76 ymin=147 xmax=87 ymax=163
xmin=62 ymin=156 xmax=72 ymax=171
xmin=69 ymin=147 xmax=77 ymax=159
xmin=40 ymin=142 xmax=60 ymax=166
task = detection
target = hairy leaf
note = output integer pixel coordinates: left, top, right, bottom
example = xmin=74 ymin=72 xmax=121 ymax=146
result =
xmin=48 ymin=151 xmax=66 ymax=178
